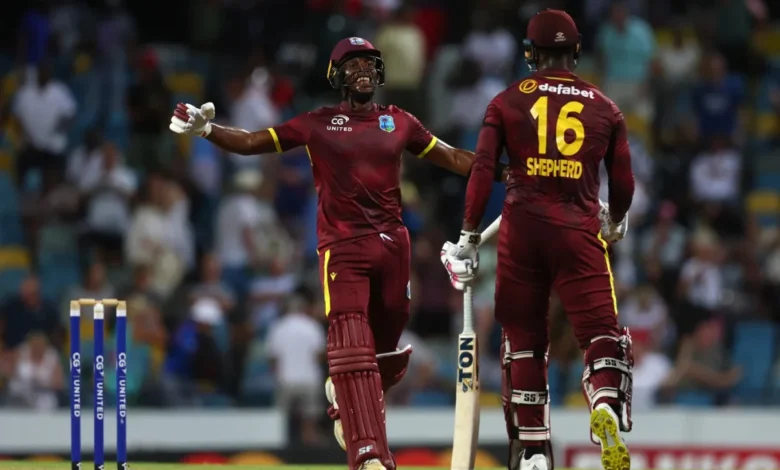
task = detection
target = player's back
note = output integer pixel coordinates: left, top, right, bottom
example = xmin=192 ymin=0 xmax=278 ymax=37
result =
xmin=495 ymin=70 xmax=621 ymax=232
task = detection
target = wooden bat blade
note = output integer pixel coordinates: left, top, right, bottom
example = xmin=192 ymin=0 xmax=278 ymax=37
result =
xmin=451 ymin=332 xmax=480 ymax=470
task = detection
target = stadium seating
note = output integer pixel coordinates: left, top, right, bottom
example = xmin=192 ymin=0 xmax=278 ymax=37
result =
xmin=0 ymin=172 xmax=23 ymax=245
xmin=731 ymin=321 xmax=777 ymax=404
xmin=0 ymin=246 xmax=30 ymax=298
xmin=675 ymin=391 xmax=716 ymax=407
xmin=37 ymin=223 xmax=82 ymax=304
xmin=239 ymin=341 xmax=275 ymax=407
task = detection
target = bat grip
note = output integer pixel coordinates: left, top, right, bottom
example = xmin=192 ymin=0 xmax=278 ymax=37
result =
xmin=463 ymin=285 xmax=475 ymax=333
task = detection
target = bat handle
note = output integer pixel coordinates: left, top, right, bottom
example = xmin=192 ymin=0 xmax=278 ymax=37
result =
xmin=463 ymin=285 xmax=475 ymax=333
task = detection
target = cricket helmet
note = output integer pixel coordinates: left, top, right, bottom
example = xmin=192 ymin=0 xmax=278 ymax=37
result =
xmin=327 ymin=37 xmax=385 ymax=89
xmin=524 ymin=9 xmax=582 ymax=71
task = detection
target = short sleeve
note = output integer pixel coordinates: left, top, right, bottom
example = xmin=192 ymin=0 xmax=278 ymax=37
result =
xmin=404 ymin=111 xmax=437 ymax=158
xmin=268 ymin=113 xmax=311 ymax=153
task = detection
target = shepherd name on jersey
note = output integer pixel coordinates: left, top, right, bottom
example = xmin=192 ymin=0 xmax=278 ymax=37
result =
xmin=538 ymin=82 xmax=595 ymax=100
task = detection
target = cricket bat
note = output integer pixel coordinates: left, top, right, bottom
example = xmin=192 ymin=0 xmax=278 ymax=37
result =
xmin=451 ymin=215 xmax=502 ymax=470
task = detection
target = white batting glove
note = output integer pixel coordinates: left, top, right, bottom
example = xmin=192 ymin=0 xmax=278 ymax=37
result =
xmin=169 ymin=102 xmax=216 ymax=137
xmin=598 ymin=200 xmax=629 ymax=243
xmin=440 ymin=231 xmax=480 ymax=291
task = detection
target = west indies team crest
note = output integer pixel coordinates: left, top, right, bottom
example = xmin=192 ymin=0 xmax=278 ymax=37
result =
xmin=379 ymin=115 xmax=396 ymax=133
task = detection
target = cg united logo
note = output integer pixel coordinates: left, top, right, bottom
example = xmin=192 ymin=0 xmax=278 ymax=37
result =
xmin=519 ymin=79 xmax=538 ymax=94
xmin=327 ymin=114 xmax=352 ymax=132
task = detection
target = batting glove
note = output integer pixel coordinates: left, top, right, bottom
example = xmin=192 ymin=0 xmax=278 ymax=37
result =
xmin=598 ymin=200 xmax=628 ymax=243
xmin=169 ymin=102 xmax=216 ymax=137
xmin=440 ymin=231 xmax=480 ymax=291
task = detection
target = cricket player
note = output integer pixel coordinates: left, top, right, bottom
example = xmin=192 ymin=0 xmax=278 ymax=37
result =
xmin=441 ymin=10 xmax=635 ymax=470
xmin=169 ymin=37 xmax=507 ymax=470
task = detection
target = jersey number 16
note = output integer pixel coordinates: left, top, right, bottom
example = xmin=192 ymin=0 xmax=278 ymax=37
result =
xmin=530 ymin=97 xmax=585 ymax=157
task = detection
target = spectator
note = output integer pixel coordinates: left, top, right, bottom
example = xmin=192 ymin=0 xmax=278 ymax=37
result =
xmin=374 ymin=5 xmax=426 ymax=116
xmin=189 ymin=253 xmax=237 ymax=314
xmin=18 ymin=0 xmax=52 ymax=75
xmin=126 ymin=48 xmax=173 ymax=172
xmin=215 ymin=170 xmax=277 ymax=298
xmin=665 ymin=318 xmax=741 ymax=399
xmin=126 ymin=172 xmax=195 ymax=299
xmin=163 ymin=298 xmax=229 ymax=406
xmin=677 ymin=230 xmax=725 ymax=336
xmin=228 ymin=66 xmax=280 ymax=168
xmin=266 ymin=288 xmax=325 ymax=445
xmin=121 ymin=265 xmax=168 ymax=373
xmin=619 ymin=284 xmax=671 ymax=346
xmin=75 ymin=139 xmax=138 ymax=263
xmin=653 ymin=22 xmax=701 ymax=146
xmin=691 ymin=52 xmax=744 ymax=142
xmin=447 ymin=57 xmax=507 ymax=139
xmin=462 ymin=9 xmax=517 ymax=80
xmin=689 ymin=136 xmax=742 ymax=205
xmin=97 ymin=0 xmax=136 ymax=115
xmin=656 ymin=23 xmax=700 ymax=88
xmin=640 ymin=201 xmax=688 ymax=299
xmin=65 ymin=261 xmax=116 ymax=319
xmin=597 ymin=0 xmax=656 ymax=119
xmin=713 ymin=0 xmax=767 ymax=76
xmin=4 ymin=331 xmax=64 ymax=410
xmin=248 ymin=256 xmax=298 ymax=335
xmin=12 ymin=60 xmax=77 ymax=187
xmin=630 ymin=330 xmax=673 ymax=410
xmin=0 ymin=276 xmax=60 ymax=352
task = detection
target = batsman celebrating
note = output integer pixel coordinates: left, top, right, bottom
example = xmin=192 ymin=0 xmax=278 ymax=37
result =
xmin=170 ymin=37 xmax=506 ymax=470
xmin=441 ymin=10 xmax=635 ymax=470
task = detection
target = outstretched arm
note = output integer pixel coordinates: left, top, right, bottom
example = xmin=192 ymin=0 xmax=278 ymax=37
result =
xmin=423 ymin=139 xmax=508 ymax=182
xmin=206 ymin=126 xmax=279 ymax=156
xmin=170 ymin=102 xmax=306 ymax=155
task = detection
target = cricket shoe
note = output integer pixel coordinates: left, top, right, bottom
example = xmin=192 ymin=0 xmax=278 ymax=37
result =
xmin=358 ymin=458 xmax=386 ymax=470
xmin=590 ymin=403 xmax=631 ymax=470
xmin=325 ymin=377 xmax=346 ymax=450
xmin=519 ymin=453 xmax=548 ymax=470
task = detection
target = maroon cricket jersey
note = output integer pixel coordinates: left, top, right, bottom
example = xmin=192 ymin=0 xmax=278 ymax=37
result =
xmin=465 ymin=70 xmax=634 ymax=233
xmin=269 ymin=103 xmax=437 ymax=251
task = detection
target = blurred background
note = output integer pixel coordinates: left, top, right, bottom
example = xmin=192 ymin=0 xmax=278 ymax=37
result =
xmin=0 ymin=0 xmax=779 ymax=465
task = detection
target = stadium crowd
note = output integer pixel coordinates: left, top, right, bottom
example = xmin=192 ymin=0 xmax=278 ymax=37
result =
xmin=0 ymin=0 xmax=779 ymax=445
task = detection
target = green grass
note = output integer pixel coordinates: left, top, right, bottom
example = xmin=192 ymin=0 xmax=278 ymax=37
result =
xmin=0 ymin=465 xmax=510 ymax=470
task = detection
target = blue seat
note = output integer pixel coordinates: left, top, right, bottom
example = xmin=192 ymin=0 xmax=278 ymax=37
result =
xmin=409 ymin=390 xmax=452 ymax=407
xmin=675 ymin=390 xmax=716 ymax=407
xmin=548 ymin=359 xmax=564 ymax=406
xmin=240 ymin=341 xmax=275 ymax=406
xmin=0 ymin=268 xmax=28 ymax=298
xmin=39 ymin=258 xmax=81 ymax=304
xmin=566 ymin=360 xmax=584 ymax=393
xmin=201 ymin=393 xmax=234 ymax=408
xmin=0 ymin=173 xmax=22 ymax=245
xmin=732 ymin=321 xmax=776 ymax=403
xmin=37 ymin=223 xmax=81 ymax=303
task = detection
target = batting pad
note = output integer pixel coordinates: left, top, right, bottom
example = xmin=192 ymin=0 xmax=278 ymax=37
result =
xmin=328 ymin=313 xmax=394 ymax=470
